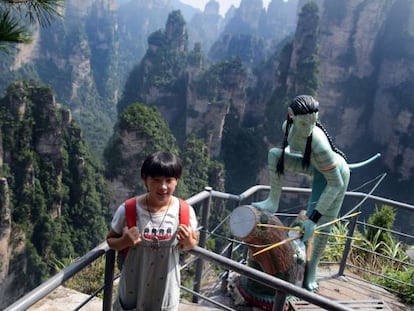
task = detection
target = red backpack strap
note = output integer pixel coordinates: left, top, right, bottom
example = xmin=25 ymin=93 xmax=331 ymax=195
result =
xmin=126 ymin=197 xmax=187 ymax=226
xmin=119 ymin=197 xmax=137 ymax=261
xmin=179 ymin=198 xmax=190 ymax=226
xmin=125 ymin=197 xmax=137 ymax=228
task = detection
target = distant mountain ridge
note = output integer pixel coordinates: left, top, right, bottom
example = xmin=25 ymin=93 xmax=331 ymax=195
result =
xmin=0 ymin=0 xmax=297 ymax=159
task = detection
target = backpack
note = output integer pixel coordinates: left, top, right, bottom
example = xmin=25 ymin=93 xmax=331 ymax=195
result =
xmin=117 ymin=196 xmax=190 ymax=269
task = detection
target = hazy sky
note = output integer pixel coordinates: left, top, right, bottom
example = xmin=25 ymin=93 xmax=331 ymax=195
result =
xmin=180 ymin=0 xmax=272 ymax=16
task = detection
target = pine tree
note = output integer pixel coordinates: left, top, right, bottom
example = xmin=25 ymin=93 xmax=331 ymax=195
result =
xmin=0 ymin=0 xmax=63 ymax=50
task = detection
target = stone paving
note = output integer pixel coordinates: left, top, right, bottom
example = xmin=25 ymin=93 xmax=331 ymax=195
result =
xmin=27 ymin=286 xmax=223 ymax=311
xmin=27 ymin=287 xmax=101 ymax=311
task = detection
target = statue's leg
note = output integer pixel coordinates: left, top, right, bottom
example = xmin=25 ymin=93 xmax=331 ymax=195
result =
xmin=303 ymin=171 xmax=327 ymax=292
xmin=303 ymin=214 xmax=332 ymax=292
xmin=251 ymin=148 xmax=283 ymax=213
xmin=307 ymin=170 xmax=326 ymax=215
xmin=304 ymin=161 xmax=350 ymax=291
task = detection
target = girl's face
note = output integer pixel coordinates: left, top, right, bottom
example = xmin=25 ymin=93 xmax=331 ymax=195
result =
xmin=144 ymin=176 xmax=178 ymax=204
xmin=292 ymin=112 xmax=318 ymax=137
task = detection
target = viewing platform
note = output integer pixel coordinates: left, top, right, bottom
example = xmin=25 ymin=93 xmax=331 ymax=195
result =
xmin=6 ymin=185 xmax=414 ymax=311
xmin=27 ymin=263 xmax=410 ymax=310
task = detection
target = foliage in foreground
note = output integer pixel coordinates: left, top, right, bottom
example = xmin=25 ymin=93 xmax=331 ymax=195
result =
xmin=376 ymin=268 xmax=414 ymax=304
xmin=0 ymin=0 xmax=63 ymax=51
xmin=322 ymin=205 xmax=414 ymax=304
xmin=55 ymin=256 xmax=106 ymax=298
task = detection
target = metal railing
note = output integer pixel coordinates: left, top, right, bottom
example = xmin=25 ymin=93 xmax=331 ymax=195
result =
xmin=4 ymin=185 xmax=414 ymax=311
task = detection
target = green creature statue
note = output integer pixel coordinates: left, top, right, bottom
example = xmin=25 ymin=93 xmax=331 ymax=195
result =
xmin=252 ymin=94 xmax=350 ymax=292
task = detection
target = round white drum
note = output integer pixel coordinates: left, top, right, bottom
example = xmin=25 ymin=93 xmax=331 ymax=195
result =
xmin=230 ymin=205 xmax=258 ymax=239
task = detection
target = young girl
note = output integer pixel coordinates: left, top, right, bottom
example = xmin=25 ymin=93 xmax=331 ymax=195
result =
xmin=107 ymin=151 xmax=198 ymax=311
xmin=252 ymin=95 xmax=350 ymax=292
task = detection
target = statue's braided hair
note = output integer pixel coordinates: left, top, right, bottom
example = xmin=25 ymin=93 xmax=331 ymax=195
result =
xmin=315 ymin=122 xmax=347 ymax=161
xmin=276 ymin=95 xmax=346 ymax=175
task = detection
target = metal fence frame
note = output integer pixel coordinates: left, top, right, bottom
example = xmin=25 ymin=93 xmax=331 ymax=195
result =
xmin=4 ymin=185 xmax=414 ymax=311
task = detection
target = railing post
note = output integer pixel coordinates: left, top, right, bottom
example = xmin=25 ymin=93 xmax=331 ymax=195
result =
xmin=273 ymin=291 xmax=287 ymax=311
xmin=192 ymin=186 xmax=213 ymax=303
xmin=338 ymin=208 xmax=360 ymax=276
xmin=220 ymin=247 xmax=232 ymax=293
xmin=220 ymin=200 xmax=240 ymax=293
xmin=103 ymin=249 xmax=116 ymax=311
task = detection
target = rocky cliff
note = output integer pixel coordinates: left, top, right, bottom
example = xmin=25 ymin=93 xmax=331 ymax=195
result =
xmin=0 ymin=0 xmax=196 ymax=157
xmin=0 ymin=81 xmax=110 ymax=308
xmin=209 ymin=0 xmax=298 ymax=66
xmin=302 ymin=0 xmax=414 ymax=200
xmin=118 ymin=10 xmax=249 ymax=158
xmin=241 ymin=1 xmax=414 ymax=203
xmin=117 ymin=1 xmax=414 ymax=208
xmin=188 ymin=0 xmax=224 ymax=53
xmin=0 ymin=178 xmax=11 ymax=285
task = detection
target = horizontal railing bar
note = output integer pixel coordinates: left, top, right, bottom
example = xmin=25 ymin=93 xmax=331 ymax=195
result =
xmin=186 ymin=189 xmax=212 ymax=205
xmin=356 ymin=221 xmax=414 ymax=240
xmin=190 ymin=246 xmax=354 ymax=311
xmin=4 ymin=242 xmax=109 ymax=311
xmin=234 ymin=185 xmax=414 ymax=213
xmin=281 ymin=187 xmax=414 ymax=211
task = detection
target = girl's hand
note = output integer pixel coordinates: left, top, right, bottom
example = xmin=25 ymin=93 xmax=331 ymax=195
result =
xmin=123 ymin=226 xmax=141 ymax=246
xmin=177 ymin=224 xmax=198 ymax=250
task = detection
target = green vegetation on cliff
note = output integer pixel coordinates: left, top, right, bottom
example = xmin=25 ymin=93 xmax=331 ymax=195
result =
xmin=104 ymin=103 xmax=179 ymax=188
xmin=0 ymin=80 xmax=110 ymax=293
xmin=118 ymin=10 xmax=189 ymax=116
xmin=104 ymin=103 xmax=223 ymax=198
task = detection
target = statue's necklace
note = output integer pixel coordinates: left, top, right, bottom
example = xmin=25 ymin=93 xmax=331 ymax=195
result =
xmin=146 ymin=194 xmax=171 ymax=250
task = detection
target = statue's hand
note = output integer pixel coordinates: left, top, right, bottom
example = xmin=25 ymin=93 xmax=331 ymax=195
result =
xmin=302 ymin=219 xmax=316 ymax=242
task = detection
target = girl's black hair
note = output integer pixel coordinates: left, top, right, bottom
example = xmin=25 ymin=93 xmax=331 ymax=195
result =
xmin=276 ymin=95 xmax=346 ymax=175
xmin=141 ymin=151 xmax=182 ymax=179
